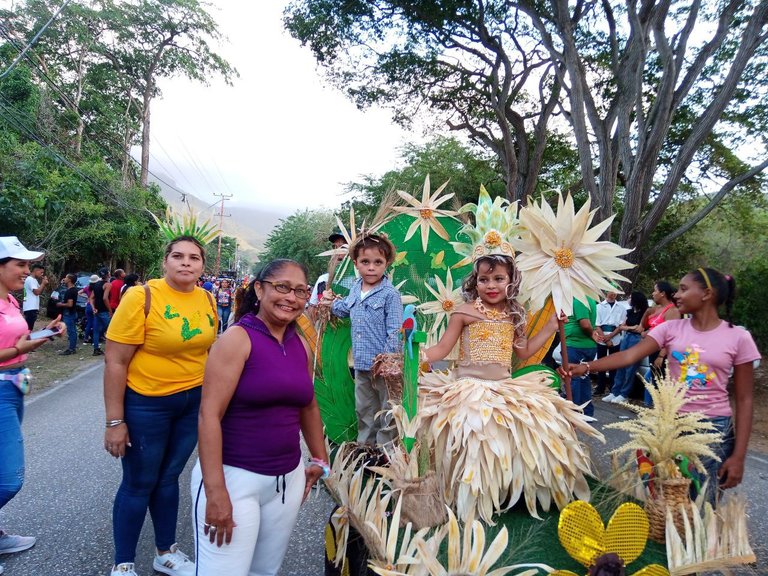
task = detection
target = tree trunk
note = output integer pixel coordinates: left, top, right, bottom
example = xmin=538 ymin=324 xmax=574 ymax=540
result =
xmin=140 ymin=76 xmax=152 ymax=188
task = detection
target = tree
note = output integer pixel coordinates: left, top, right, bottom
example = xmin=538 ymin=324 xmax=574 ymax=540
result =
xmin=285 ymin=0 xmax=562 ymax=202
xmin=259 ymin=210 xmax=338 ymax=282
xmin=96 ymin=0 xmax=237 ymax=186
xmin=285 ymin=1 xmax=768 ymax=282
xmin=517 ymin=0 xmax=768 ymax=267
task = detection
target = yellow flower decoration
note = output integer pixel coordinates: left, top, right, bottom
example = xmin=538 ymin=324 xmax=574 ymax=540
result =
xmin=551 ymin=501 xmax=669 ymax=576
xmin=514 ymin=192 xmax=633 ymax=316
xmin=393 ymin=175 xmax=458 ymax=252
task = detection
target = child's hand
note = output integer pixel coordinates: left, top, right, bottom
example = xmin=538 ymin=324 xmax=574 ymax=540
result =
xmin=547 ymin=311 xmax=567 ymax=331
xmin=319 ymin=289 xmax=335 ymax=307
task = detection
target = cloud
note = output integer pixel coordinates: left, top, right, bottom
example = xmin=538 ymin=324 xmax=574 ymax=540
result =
xmin=148 ymin=0 xmax=410 ymax=212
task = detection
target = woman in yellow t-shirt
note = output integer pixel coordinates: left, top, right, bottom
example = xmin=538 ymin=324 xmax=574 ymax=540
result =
xmin=103 ymin=236 xmax=217 ymax=576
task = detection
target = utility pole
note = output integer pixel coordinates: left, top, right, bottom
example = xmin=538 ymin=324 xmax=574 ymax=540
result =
xmin=213 ymin=192 xmax=232 ymax=277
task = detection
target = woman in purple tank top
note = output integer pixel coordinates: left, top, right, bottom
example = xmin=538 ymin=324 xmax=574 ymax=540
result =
xmin=192 ymin=259 xmax=328 ymax=576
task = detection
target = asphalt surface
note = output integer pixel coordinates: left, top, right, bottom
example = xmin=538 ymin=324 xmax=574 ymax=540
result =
xmin=0 ymin=364 xmax=335 ymax=576
xmin=1 ymin=366 xmax=765 ymax=574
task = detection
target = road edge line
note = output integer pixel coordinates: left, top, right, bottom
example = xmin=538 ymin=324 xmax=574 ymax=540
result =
xmin=25 ymin=362 xmax=103 ymax=406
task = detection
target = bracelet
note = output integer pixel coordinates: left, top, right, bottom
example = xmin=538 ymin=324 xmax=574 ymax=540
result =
xmin=308 ymin=457 xmax=330 ymax=479
xmin=579 ymin=359 xmax=591 ymax=375
xmin=106 ymin=419 xmax=125 ymax=428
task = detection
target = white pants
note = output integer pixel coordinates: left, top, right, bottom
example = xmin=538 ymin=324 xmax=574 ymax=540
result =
xmin=191 ymin=460 xmax=304 ymax=576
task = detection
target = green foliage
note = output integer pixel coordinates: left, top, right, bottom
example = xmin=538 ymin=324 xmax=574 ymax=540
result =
xmin=258 ymin=210 xmax=338 ymax=282
xmin=732 ymin=258 xmax=768 ymax=351
xmin=343 ymin=136 xmax=506 ymax=221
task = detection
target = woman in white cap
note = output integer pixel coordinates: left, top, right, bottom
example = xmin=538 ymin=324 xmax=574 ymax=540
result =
xmin=0 ymin=236 xmax=65 ymax=573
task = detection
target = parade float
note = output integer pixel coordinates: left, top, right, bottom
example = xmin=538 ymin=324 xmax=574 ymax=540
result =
xmin=307 ymin=178 xmax=755 ymax=576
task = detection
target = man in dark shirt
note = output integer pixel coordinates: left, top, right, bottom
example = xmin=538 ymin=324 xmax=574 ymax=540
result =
xmin=91 ymin=267 xmax=112 ymax=356
xmin=57 ymin=273 xmax=80 ymax=355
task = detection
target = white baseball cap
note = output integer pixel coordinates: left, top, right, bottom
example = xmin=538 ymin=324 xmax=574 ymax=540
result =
xmin=0 ymin=236 xmax=44 ymax=261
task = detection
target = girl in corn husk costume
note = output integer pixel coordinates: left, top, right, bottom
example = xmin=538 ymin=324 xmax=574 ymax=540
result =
xmin=420 ymin=253 xmax=604 ymax=524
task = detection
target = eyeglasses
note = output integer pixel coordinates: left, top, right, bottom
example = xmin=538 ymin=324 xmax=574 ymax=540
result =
xmin=261 ymin=280 xmax=310 ymax=300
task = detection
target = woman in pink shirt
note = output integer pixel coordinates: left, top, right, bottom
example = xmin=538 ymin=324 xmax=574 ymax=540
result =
xmin=0 ymin=237 xmax=65 ymax=567
xmin=563 ymin=267 xmax=760 ymax=502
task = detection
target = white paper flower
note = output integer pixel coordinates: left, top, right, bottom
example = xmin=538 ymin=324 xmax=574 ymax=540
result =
xmin=417 ymin=269 xmax=463 ymax=334
xmin=514 ymin=193 xmax=633 ymax=316
xmin=393 ymin=175 xmax=458 ymax=252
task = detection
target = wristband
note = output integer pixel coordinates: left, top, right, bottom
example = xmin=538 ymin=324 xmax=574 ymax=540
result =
xmin=579 ymin=359 xmax=591 ymax=375
xmin=106 ymin=419 xmax=125 ymax=428
xmin=308 ymin=457 xmax=330 ymax=479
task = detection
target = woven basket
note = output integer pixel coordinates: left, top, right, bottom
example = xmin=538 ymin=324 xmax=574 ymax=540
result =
xmin=372 ymin=352 xmax=404 ymax=405
xmin=644 ymin=477 xmax=692 ymax=543
xmin=394 ymin=471 xmax=447 ymax=529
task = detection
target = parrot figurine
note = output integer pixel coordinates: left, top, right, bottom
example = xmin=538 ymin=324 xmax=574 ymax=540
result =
xmin=675 ymin=453 xmax=702 ymax=499
xmin=401 ymin=304 xmax=417 ymax=358
xmin=636 ymin=449 xmax=656 ymax=499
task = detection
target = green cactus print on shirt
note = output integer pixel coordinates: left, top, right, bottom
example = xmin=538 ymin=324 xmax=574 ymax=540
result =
xmin=181 ymin=317 xmax=202 ymax=341
xmin=164 ymin=305 xmax=180 ymax=320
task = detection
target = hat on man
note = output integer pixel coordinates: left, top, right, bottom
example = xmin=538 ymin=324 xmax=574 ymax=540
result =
xmin=328 ymin=230 xmax=345 ymax=243
xmin=0 ymin=236 xmax=44 ymax=261
xmin=89 ymin=274 xmax=100 ymax=283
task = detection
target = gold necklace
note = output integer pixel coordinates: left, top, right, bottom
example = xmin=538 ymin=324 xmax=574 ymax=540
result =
xmin=474 ymin=297 xmax=510 ymax=320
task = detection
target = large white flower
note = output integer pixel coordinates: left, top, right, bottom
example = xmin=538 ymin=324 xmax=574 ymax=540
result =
xmin=393 ymin=175 xmax=458 ymax=252
xmin=417 ymin=269 xmax=463 ymax=334
xmin=514 ymin=193 xmax=634 ymax=316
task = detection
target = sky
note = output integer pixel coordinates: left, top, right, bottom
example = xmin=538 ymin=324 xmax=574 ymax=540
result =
xmin=146 ymin=1 xmax=415 ymax=215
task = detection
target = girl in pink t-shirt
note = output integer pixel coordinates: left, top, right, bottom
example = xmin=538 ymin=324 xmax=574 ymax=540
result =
xmin=563 ymin=267 xmax=761 ymax=500
xmin=0 ymin=238 xmax=65 ymax=564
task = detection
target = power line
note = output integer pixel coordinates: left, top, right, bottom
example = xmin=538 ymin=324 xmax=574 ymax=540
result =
xmin=0 ymin=23 xmax=193 ymax=202
xmin=0 ymin=0 xmax=73 ymax=79
xmin=0 ymin=95 xmax=148 ymax=215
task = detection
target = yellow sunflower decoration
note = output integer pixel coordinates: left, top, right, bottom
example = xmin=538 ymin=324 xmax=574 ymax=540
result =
xmin=552 ymin=501 xmax=669 ymax=576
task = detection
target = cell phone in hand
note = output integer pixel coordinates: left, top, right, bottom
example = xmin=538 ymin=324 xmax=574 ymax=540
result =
xmin=28 ymin=327 xmax=61 ymax=340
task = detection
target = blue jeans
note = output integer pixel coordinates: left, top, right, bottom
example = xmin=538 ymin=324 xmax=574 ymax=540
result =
xmin=93 ymin=311 xmax=111 ymax=350
xmin=217 ymin=306 xmax=231 ymax=333
xmin=113 ymin=386 xmax=201 ymax=564
xmin=700 ymin=416 xmax=735 ymax=506
xmin=568 ymin=346 xmax=596 ymax=417
xmin=0 ymin=379 xmax=24 ymax=510
xmin=84 ymin=303 xmax=94 ymax=340
xmin=611 ymin=332 xmax=643 ymax=398
xmin=63 ymin=312 xmax=78 ymax=351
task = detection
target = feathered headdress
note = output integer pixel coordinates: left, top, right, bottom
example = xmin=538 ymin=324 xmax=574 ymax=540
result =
xmin=150 ymin=206 xmax=220 ymax=245
xmin=450 ymin=185 xmax=519 ymax=268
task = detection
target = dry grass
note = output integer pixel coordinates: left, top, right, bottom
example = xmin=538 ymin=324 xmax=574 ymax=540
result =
xmin=24 ymin=318 xmax=101 ymax=398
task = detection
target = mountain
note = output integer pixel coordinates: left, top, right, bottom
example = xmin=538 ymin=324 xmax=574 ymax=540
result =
xmin=149 ymin=174 xmax=288 ymax=262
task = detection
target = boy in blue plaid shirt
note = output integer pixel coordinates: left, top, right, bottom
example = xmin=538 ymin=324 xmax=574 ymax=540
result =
xmin=322 ymin=233 xmax=403 ymax=445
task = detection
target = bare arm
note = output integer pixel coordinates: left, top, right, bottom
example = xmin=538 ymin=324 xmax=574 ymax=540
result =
xmin=719 ymin=362 xmax=754 ymax=489
xmin=563 ymin=334 xmax=660 ymax=377
xmin=103 ymin=282 xmax=113 ymax=315
xmin=103 ymin=340 xmax=138 ymax=458
xmin=32 ymin=277 xmax=47 ymax=295
xmin=198 ymin=327 xmax=250 ymax=546
xmin=423 ymin=310 xmax=467 ymax=362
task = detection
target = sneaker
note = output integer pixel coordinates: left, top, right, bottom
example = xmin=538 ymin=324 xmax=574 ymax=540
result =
xmin=110 ymin=563 xmax=137 ymax=575
xmin=611 ymin=394 xmax=627 ymax=404
xmin=153 ymin=543 xmax=195 ymax=576
xmin=0 ymin=531 xmax=36 ymax=554
xmin=59 ymin=349 xmax=76 ymax=356
xmin=601 ymin=393 xmax=616 ymax=403
xmin=93 ymin=348 xmax=104 ymax=356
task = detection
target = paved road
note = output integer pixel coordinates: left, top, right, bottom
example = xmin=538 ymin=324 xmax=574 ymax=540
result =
xmin=1 ymin=366 xmax=765 ymax=574
xmin=0 ymin=364 xmax=335 ymax=576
